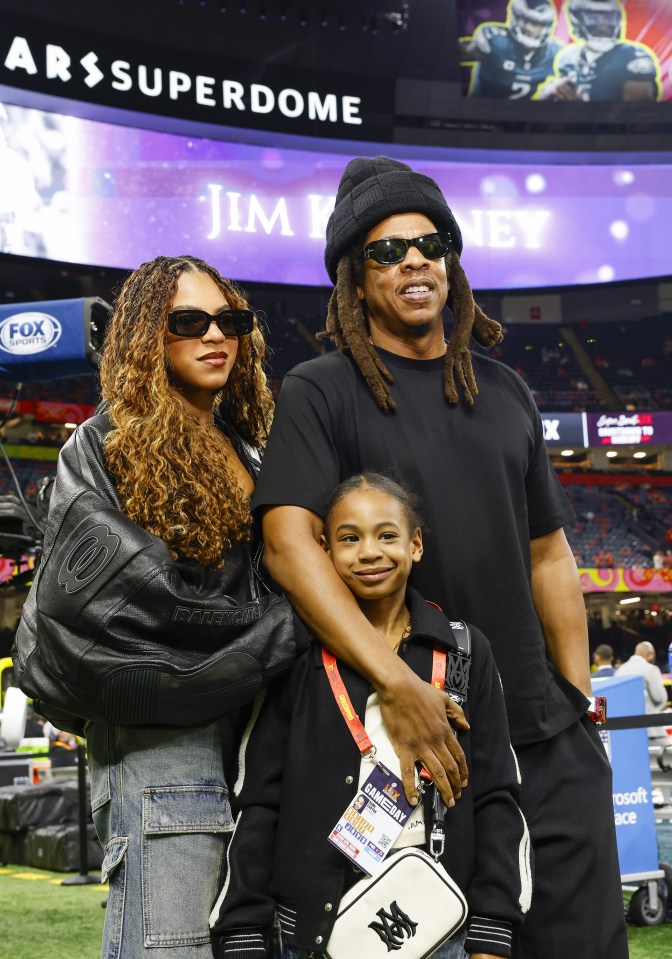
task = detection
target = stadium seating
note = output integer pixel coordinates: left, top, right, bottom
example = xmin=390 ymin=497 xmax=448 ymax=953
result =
xmin=1 ymin=312 xmax=669 ymax=570
xmin=569 ymin=314 xmax=672 ymax=411
xmin=562 ymin=482 xmax=653 ymax=568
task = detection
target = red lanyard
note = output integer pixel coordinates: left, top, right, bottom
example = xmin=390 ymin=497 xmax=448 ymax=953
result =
xmin=321 ymin=646 xmax=447 ymax=757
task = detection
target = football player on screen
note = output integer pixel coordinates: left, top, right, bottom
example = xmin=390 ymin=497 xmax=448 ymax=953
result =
xmin=460 ymin=0 xmax=563 ymax=99
xmin=537 ymin=0 xmax=661 ymax=101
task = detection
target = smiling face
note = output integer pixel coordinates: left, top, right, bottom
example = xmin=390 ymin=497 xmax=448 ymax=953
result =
xmin=323 ymin=487 xmax=423 ymax=607
xmin=356 ymin=212 xmax=449 ymax=349
xmin=165 ymin=269 xmax=239 ymax=418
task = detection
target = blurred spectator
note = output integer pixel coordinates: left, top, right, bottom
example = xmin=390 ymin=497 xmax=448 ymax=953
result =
xmin=43 ymin=721 xmax=78 ymax=768
xmin=616 ymin=641 xmax=671 ymax=743
xmin=594 ymin=548 xmax=614 ymax=567
xmin=592 ymin=644 xmax=615 ymax=678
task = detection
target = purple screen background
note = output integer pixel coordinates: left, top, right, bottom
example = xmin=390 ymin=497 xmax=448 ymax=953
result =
xmin=586 ymin=412 xmax=672 ymax=447
xmin=2 ymin=103 xmax=671 ymax=290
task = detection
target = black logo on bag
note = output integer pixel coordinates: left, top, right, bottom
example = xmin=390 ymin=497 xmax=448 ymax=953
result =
xmin=57 ymin=524 xmax=121 ymax=594
xmin=369 ymin=901 xmax=418 ymax=951
xmin=446 ymin=651 xmax=470 ymax=702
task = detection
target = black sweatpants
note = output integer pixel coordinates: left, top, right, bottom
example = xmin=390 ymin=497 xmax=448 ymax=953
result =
xmin=514 ymin=716 xmax=629 ymax=958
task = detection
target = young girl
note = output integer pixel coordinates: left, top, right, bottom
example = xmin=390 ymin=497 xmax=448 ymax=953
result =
xmin=211 ymin=472 xmax=531 ymax=959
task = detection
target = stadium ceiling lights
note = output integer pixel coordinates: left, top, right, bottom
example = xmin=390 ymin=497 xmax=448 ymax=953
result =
xmin=619 ymin=596 xmax=641 ymax=605
xmin=179 ymin=1 xmax=410 ymax=32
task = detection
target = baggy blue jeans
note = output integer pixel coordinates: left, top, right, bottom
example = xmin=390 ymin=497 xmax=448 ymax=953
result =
xmin=86 ymin=719 xmax=235 ymax=959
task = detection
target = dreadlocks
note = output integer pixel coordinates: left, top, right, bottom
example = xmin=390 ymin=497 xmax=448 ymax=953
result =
xmin=317 ymin=248 xmax=503 ymax=412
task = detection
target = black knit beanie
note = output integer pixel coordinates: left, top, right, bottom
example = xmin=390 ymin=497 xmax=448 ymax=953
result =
xmin=324 ymin=156 xmax=463 ymax=283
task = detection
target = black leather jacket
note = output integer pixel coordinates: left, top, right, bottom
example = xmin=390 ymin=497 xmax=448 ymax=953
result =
xmin=13 ymin=413 xmax=300 ymax=734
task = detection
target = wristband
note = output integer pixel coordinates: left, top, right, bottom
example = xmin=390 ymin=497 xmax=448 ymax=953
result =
xmin=586 ymin=695 xmax=607 ymax=725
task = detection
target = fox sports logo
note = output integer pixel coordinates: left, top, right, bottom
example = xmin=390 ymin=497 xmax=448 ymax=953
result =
xmin=0 ymin=312 xmax=62 ymax=354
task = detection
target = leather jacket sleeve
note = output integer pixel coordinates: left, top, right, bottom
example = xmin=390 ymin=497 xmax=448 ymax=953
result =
xmin=13 ymin=414 xmax=302 ymax=733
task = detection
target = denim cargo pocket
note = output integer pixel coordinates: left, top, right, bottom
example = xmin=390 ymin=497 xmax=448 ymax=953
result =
xmin=141 ymin=785 xmax=232 ymax=948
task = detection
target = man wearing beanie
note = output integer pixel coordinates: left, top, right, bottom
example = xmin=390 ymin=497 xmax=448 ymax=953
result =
xmin=252 ymin=157 xmax=627 ymax=958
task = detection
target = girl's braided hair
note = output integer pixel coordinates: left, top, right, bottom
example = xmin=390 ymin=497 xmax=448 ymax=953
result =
xmin=323 ymin=471 xmax=424 ymax=538
xmin=317 ymin=246 xmax=503 ymax=412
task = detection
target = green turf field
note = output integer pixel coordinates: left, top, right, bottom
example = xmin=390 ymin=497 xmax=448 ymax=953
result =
xmin=0 ymin=864 xmax=670 ymax=958
xmin=0 ymin=865 xmax=106 ymax=959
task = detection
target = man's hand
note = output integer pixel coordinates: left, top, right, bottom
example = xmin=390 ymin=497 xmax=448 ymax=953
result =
xmin=378 ymin=669 xmax=469 ymax=808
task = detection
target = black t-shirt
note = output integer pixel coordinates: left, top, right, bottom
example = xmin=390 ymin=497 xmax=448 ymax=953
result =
xmin=253 ymin=347 xmax=585 ymax=744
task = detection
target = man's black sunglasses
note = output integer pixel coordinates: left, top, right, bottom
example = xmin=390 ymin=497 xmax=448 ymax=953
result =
xmin=362 ymin=231 xmax=452 ymax=266
xmin=167 ymin=308 xmax=255 ymax=338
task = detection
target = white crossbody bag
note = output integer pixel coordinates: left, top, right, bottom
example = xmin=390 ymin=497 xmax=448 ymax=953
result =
xmin=322 ymin=620 xmax=472 ymax=959
xmin=324 ymin=845 xmax=467 ymax=959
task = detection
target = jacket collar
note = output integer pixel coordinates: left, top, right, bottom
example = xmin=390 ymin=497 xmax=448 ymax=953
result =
xmin=404 ymin=586 xmax=459 ymax=653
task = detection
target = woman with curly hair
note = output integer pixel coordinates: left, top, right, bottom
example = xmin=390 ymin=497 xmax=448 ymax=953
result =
xmin=16 ymin=255 xmax=298 ymax=959
xmin=99 ymin=254 xmax=272 ymax=567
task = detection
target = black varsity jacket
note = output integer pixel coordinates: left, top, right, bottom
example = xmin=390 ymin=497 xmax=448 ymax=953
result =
xmin=210 ymin=588 xmax=531 ymax=958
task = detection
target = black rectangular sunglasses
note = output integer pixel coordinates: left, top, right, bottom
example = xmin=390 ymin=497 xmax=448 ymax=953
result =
xmin=362 ymin=231 xmax=452 ymax=266
xmin=167 ymin=308 xmax=255 ymax=338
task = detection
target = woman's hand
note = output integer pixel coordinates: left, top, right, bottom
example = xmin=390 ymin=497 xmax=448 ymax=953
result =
xmin=378 ymin=669 xmax=469 ymax=807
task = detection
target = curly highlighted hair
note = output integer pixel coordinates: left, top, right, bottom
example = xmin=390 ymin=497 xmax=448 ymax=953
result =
xmin=99 ymin=255 xmax=273 ymax=567
xmin=318 ymin=247 xmax=503 ymax=411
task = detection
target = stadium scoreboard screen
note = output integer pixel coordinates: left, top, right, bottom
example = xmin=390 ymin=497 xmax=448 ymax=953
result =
xmin=0 ymin=7 xmax=671 ymax=290
xmin=458 ymin=0 xmax=672 ymax=102
xmin=0 ymin=99 xmax=670 ymax=290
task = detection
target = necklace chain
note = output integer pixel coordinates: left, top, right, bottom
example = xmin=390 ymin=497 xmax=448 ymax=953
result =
xmin=395 ymin=615 xmax=412 ymax=652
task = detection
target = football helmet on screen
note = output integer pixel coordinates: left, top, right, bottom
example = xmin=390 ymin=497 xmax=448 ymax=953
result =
xmin=509 ymin=0 xmax=557 ymax=50
xmin=566 ymin=0 xmax=623 ymax=53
